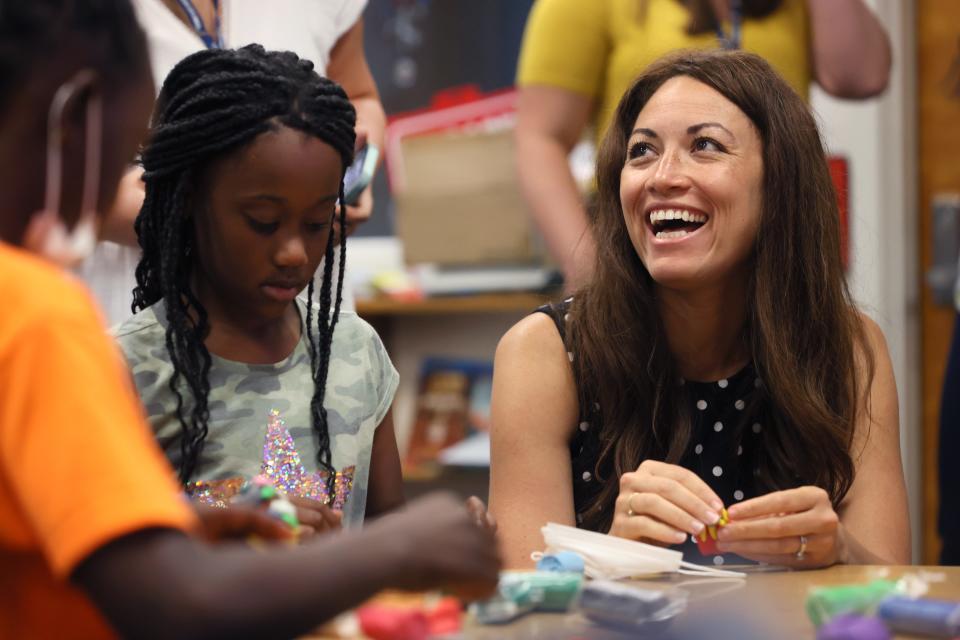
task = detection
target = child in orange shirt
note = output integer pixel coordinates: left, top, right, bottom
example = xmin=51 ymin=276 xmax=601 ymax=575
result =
xmin=0 ymin=2 xmax=498 ymax=638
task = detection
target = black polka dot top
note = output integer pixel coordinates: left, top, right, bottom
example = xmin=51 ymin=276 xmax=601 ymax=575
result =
xmin=538 ymin=299 xmax=778 ymax=567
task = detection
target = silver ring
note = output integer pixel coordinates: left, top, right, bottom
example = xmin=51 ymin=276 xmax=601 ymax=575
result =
xmin=796 ymin=535 xmax=808 ymax=560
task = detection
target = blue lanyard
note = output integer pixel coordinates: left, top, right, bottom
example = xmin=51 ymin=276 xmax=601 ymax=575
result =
xmin=175 ymin=0 xmax=223 ymax=49
xmin=715 ymin=0 xmax=742 ymax=50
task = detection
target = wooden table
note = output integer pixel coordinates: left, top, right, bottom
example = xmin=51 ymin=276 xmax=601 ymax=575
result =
xmin=462 ymin=565 xmax=960 ymax=639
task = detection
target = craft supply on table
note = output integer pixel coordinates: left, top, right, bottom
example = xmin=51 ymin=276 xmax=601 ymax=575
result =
xmin=357 ymin=596 xmax=462 ymax=640
xmin=815 ymin=613 xmax=892 ymax=640
xmin=540 ymin=522 xmax=746 ymax=580
xmin=574 ymin=579 xmax=687 ymax=631
xmin=696 ymin=508 xmax=730 ymax=555
xmin=806 ymin=571 xmax=960 ymax=639
xmin=535 ymin=550 xmax=585 ymax=574
xmin=231 ymin=474 xmax=301 ymax=529
xmin=806 ymin=580 xmax=900 ymax=627
xmin=877 ymin=596 xmax=960 ymax=638
xmin=470 ymin=571 xmax=584 ymax=624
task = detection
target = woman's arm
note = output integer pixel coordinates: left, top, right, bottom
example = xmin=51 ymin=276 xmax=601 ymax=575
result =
xmin=326 ymin=17 xmax=386 ymax=235
xmin=98 ymin=166 xmax=145 ymax=246
xmin=833 ymin=316 xmax=910 ymax=563
xmin=515 ymin=86 xmax=596 ymax=290
xmin=365 ymin=408 xmax=406 ymax=518
xmin=806 ymin=0 xmax=892 ymax=99
xmin=489 ymin=313 xmax=580 ymax=568
xmin=718 ymin=316 xmax=910 ymax=566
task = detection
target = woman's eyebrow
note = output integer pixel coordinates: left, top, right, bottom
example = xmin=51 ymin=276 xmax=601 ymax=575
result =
xmin=631 ymin=127 xmax=659 ymax=139
xmin=687 ymin=122 xmax=734 ymax=137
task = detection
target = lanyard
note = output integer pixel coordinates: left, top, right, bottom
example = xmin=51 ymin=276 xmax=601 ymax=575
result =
xmin=715 ymin=0 xmax=742 ymax=50
xmin=175 ymin=0 xmax=223 ymax=49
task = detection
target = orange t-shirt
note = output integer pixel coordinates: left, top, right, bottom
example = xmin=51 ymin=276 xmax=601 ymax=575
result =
xmin=0 ymin=243 xmax=196 ymax=639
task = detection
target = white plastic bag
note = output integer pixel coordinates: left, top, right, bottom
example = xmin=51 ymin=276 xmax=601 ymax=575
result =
xmin=539 ymin=522 xmax=745 ymax=580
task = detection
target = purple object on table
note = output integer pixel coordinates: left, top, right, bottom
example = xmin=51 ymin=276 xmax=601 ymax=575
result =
xmin=817 ymin=613 xmax=892 ymax=640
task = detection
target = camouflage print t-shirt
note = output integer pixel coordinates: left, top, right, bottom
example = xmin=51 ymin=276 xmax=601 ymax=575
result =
xmin=112 ymin=299 xmax=398 ymax=528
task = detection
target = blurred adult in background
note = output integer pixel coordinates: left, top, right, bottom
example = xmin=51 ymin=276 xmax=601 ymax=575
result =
xmin=515 ymin=0 xmax=891 ymax=289
xmin=82 ymin=0 xmax=385 ymax=323
xmin=940 ymin=279 xmax=960 ymax=564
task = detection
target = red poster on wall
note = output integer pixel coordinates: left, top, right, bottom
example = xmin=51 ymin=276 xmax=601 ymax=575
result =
xmin=828 ymin=156 xmax=850 ymax=270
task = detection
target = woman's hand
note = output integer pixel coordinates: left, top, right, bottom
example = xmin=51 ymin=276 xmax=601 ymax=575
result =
xmin=342 ymin=186 xmax=373 ymax=238
xmin=336 ymin=128 xmax=374 ymax=240
xmin=287 ymin=496 xmax=344 ymax=538
xmin=609 ymin=460 xmax=725 ymax=546
xmin=717 ymin=486 xmax=841 ymax=568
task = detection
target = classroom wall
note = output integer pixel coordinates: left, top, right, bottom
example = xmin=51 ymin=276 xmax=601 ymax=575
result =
xmin=810 ymin=0 xmax=920 ymax=560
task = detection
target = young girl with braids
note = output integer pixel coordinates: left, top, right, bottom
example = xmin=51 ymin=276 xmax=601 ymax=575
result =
xmin=114 ymin=44 xmax=401 ymax=533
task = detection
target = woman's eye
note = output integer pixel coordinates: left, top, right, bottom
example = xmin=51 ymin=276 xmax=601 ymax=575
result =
xmin=693 ymin=137 xmax=724 ymax=152
xmin=628 ymin=141 xmax=652 ymax=160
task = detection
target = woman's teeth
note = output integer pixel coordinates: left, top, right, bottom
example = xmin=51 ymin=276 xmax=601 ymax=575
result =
xmin=656 ymin=229 xmax=692 ymax=239
xmin=648 ymin=209 xmax=708 ymax=224
xmin=648 ymin=209 xmax=708 ymax=239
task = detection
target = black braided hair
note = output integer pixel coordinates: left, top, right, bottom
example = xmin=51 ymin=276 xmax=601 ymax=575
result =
xmin=133 ymin=44 xmax=356 ymax=487
xmin=0 ymin=0 xmax=147 ymax=111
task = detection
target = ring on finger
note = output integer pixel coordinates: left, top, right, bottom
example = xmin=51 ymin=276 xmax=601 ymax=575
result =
xmin=795 ymin=534 xmax=808 ymax=560
xmin=626 ymin=492 xmax=639 ymax=517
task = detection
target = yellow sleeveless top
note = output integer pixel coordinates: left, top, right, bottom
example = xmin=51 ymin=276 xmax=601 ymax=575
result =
xmin=517 ymin=0 xmax=811 ymax=142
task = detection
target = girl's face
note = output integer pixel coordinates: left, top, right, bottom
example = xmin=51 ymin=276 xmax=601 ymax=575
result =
xmin=192 ymin=125 xmax=343 ymax=321
xmin=619 ymin=76 xmax=764 ymax=292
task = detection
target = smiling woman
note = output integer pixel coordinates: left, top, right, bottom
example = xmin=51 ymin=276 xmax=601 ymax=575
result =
xmin=489 ymin=50 xmax=910 ymax=570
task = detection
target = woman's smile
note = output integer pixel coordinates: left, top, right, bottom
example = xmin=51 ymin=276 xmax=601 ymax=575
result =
xmin=645 ymin=206 xmax=710 ymax=242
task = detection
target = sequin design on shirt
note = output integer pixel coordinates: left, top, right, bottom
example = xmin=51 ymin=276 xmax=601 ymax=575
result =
xmin=188 ymin=410 xmax=355 ymax=509
xmin=261 ymin=409 xmax=354 ymax=508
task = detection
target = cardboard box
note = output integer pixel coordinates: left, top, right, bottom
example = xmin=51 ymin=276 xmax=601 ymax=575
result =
xmin=393 ymin=127 xmax=543 ymax=266
xmin=386 ymin=90 xmax=545 ymax=267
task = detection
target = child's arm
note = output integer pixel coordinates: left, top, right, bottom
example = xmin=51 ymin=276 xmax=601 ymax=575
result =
xmin=364 ymin=408 xmax=405 ymax=519
xmin=73 ymin=493 xmax=499 ymax=640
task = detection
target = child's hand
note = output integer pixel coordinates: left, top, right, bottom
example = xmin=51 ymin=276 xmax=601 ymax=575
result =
xmin=370 ymin=492 xmax=502 ymax=601
xmin=192 ymin=504 xmax=293 ymax=542
xmin=465 ymin=496 xmax=498 ymax=533
xmin=286 ymin=496 xmax=343 ymax=537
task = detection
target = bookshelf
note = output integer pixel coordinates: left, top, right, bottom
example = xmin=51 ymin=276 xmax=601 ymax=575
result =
xmin=356 ymin=291 xmax=554 ymax=317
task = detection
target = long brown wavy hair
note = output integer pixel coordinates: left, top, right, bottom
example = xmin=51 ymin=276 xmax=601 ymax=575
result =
xmin=569 ymin=50 xmax=874 ymax=532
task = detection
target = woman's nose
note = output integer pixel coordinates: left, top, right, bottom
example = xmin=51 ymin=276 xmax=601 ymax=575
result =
xmin=648 ymin=150 xmax=692 ymax=195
